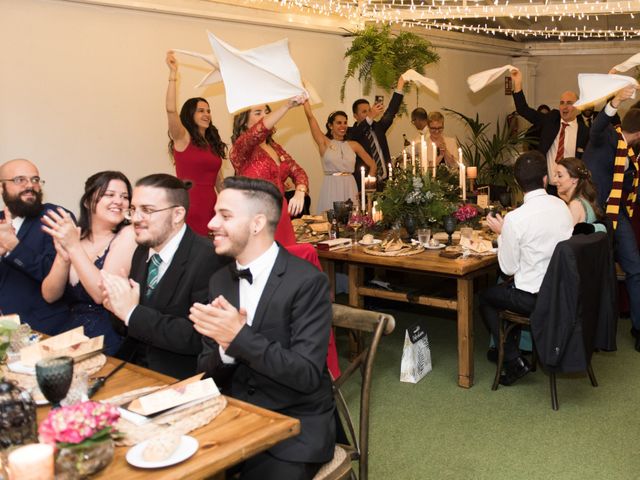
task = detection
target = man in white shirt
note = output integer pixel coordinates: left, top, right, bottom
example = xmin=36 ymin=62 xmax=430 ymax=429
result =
xmin=410 ymin=109 xmax=461 ymax=171
xmin=481 ymin=151 xmax=573 ymax=386
xmin=192 ymin=176 xmax=335 ymax=480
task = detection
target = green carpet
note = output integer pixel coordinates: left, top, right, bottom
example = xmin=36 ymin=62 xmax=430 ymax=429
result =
xmin=336 ymin=301 xmax=640 ymax=480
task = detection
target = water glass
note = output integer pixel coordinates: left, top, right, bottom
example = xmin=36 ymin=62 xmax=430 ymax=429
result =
xmin=417 ymin=228 xmax=432 ymax=246
xmin=460 ymin=227 xmax=473 ymax=241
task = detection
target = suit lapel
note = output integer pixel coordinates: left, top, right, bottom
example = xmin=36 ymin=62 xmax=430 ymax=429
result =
xmin=250 ymin=248 xmax=287 ymax=331
xmin=150 ymin=229 xmax=193 ymax=310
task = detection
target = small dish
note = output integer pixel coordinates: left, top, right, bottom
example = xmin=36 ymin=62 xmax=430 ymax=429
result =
xmin=358 ymin=239 xmax=382 ymax=246
xmin=126 ymin=435 xmax=199 ymax=469
xmin=425 ymin=243 xmax=446 ymax=250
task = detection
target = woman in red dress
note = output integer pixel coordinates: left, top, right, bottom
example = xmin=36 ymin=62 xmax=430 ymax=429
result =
xmin=166 ymin=51 xmax=227 ymax=236
xmin=231 ymin=97 xmax=309 ymax=245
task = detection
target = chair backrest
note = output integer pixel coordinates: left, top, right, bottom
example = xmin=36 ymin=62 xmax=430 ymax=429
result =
xmin=331 ymin=304 xmax=395 ymax=480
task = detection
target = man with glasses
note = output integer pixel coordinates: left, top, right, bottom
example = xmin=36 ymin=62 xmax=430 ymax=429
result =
xmin=510 ymin=68 xmax=589 ymax=196
xmin=101 ymin=173 xmax=228 ymax=379
xmin=410 ymin=109 xmax=461 ymax=171
xmin=0 ymin=158 xmax=71 ymax=334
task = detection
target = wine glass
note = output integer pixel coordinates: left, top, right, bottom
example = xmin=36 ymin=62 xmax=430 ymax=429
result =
xmin=348 ymin=208 xmax=363 ymax=243
xmin=443 ymin=215 xmax=457 ymax=246
xmin=35 ymin=356 xmax=74 ymax=408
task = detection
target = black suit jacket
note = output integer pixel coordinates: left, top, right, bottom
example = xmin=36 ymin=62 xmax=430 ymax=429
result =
xmin=513 ymin=90 xmax=589 ymax=158
xmin=0 ymin=203 xmax=70 ymax=335
xmin=198 ymin=247 xmax=336 ymax=464
xmin=117 ymin=227 xmax=228 ymax=379
xmin=348 ymin=91 xmax=404 ymax=188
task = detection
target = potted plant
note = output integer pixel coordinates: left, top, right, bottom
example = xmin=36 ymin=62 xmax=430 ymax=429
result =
xmin=341 ymin=25 xmax=439 ymax=101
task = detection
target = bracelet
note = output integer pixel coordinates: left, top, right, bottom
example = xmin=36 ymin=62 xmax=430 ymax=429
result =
xmin=296 ymin=186 xmax=308 ymax=194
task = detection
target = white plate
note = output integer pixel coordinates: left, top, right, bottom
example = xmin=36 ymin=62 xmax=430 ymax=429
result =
xmin=425 ymin=243 xmax=446 ymax=250
xmin=126 ymin=435 xmax=199 ymax=469
xmin=358 ymin=239 xmax=382 ymax=246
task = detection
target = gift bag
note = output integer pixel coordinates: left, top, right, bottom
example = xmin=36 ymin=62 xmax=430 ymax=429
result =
xmin=400 ymin=323 xmax=432 ymax=383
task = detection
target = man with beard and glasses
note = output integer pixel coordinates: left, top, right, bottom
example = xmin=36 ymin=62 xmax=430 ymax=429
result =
xmin=100 ymin=173 xmax=228 ymax=379
xmin=191 ymin=176 xmax=335 ymax=480
xmin=0 ymin=158 xmax=71 ymax=334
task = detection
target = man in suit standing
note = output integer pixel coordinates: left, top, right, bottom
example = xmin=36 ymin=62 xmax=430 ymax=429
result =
xmin=101 ymin=174 xmax=227 ymax=379
xmin=511 ymin=68 xmax=589 ymax=196
xmin=0 ymin=158 xmax=70 ymax=335
xmin=349 ymin=75 xmax=405 ymax=191
xmin=191 ymin=176 xmax=335 ymax=480
xmin=583 ymin=84 xmax=640 ymax=351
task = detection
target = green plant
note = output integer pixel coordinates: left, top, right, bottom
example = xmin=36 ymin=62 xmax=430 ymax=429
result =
xmin=341 ymin=25 xmax=439 ymax=101
xmin=444 ymin=108 xmax=531 ymax=191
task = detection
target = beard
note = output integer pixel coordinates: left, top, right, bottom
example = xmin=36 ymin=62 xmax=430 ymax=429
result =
xmin=2 ymin=187 xmax=44 ymax=218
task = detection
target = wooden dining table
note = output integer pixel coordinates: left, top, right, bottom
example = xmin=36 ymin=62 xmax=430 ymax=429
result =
xmin=318 ymin=244 xmax=498 ymax=388
xmin=36 ymin=358 xmax=300 ymax=479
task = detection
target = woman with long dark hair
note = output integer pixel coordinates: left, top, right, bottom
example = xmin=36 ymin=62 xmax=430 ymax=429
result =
xmin=555 ymin=156 xmax=605 ymax=230
xmin=41 ymin=171 xmax=137 ymax=354
xmin=231 ymin=96 xmax=309 ymax=245
xmin=166 ymin=51 xmax=227 ymax=236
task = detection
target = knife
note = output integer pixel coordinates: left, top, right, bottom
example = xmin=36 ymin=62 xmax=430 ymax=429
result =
xmin=87 ymin=361 xmax=127 ymax=398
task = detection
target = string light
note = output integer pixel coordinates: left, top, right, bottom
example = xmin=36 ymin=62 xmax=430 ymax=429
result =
xmin=258 ymin=0 xmax=640 ymax=39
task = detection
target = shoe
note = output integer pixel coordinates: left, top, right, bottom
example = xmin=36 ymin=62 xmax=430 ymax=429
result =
xmin=499 ymin=356 xmax=531 ymax=386
xmin=630 ymin=329 xmax=640 ymax=352
xmin=486 ymin=347 xmax=498 ymax=364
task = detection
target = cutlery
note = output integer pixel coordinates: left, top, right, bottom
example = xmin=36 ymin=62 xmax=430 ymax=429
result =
xmin=87 ymin=361 xmax=126 ymax=398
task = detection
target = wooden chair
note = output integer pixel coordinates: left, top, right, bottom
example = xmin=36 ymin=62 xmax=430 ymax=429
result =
xmin=314 ymin=304 xmax=395 ymax=480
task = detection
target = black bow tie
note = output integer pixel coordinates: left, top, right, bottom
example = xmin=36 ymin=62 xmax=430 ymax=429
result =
xmin=230 ymin=265 xmax=253 ymax=284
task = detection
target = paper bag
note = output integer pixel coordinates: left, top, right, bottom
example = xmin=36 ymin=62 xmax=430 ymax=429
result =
xmin=400 ymin=323 xmax=432 ymax=383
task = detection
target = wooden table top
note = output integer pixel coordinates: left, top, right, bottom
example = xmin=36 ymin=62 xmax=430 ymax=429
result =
xmin=317 ymin=244 xmax=497 ymax=276
xmin=37 ymin=358 xmax=300 ymax=479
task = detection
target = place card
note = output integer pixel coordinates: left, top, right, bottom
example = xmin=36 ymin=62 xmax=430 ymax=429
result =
xmin=20 ymin=327 xmax=104 ymax=366
xmin=316 ymin=238 xmax=352 ymax=251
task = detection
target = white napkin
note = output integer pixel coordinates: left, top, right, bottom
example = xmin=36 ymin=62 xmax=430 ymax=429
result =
xmin=612 ymin=53 xmax=640 ymax=73
xmin=574 ymin=73 xmax=638 ymax=108
xmin=402 ymin=69 xmax=439 ymax=95
xmin=467 ymin=64 xmax=516 ymax=93
xmin=7 ymin=361 xmax=35 ymax=375
xmin=172 ymin=48 xmax=222 ymax=88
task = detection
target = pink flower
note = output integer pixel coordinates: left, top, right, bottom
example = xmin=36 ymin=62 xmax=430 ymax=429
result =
xmin=38 ymin=401 xmax=120 ymax=446
xmin=454 ymin=204 xmax=478 ymax=223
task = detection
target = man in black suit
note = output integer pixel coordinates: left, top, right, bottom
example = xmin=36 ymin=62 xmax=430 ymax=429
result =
xmin=583 ymin=85 xmax=640 ymax=351
xmin=191 ymin=176 xmax=335 ymax=480
xmin=511 ymin=68 xmax=589 ymax=195
xmin=0 ymin=158 xmax=70 ymax=335
xmin=348 ymin=75 xmax=405 ymax=191
xmin=101 ymin=174 xmax=227 ymax=379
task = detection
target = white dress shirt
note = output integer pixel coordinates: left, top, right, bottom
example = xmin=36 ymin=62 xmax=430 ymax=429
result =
xmin=546 ymin=118 xmax=578 ymax=185
xmin=3 ymin=216 xmax=24 ymax=258
xmin=497 ymin=189 xmax=573 ymax=294
xmin=219 ymin=241 xmax=280 ymax=363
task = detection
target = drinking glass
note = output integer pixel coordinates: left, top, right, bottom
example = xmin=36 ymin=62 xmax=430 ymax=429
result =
xmin=348 ymin=208 xmax=363 ymax=242
xmin=417 ymin=228 xmax=432 ymax=246
xmin=443 ymin=215 xmax=457 ymax=246
xmin=35 ymin=357 xmax=74 ymax=408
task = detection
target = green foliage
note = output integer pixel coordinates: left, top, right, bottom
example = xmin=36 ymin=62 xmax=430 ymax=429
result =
xmin=341 ymin=25 xmax=440 ymax=101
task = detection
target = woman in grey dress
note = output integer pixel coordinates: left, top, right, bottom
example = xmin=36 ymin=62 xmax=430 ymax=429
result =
xmin=303 ymin=101 xmax=376 ymax=213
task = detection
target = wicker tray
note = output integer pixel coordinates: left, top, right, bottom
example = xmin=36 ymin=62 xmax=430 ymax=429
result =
xmin=363 ymin=245 xmax=425 ymax=257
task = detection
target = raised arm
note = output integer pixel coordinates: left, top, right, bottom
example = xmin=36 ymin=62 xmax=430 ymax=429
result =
xmin=165 ymin=51 xmax=189 ymax=151
xmin=302 ymin=101 xmax=329 ymax=155
xmin=377 ymin=75 xmax=405 ymax=132
xmin=348 ymin=141 xmax=377 ymax=177
xmin=511 ymin=68 xmax=544 ymax=126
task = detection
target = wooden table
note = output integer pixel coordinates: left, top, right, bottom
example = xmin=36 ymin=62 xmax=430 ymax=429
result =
xmin=37 ymin=358 xmax=300 ymax=479
xmin=318 ymin=245 xmax=498 ymax=388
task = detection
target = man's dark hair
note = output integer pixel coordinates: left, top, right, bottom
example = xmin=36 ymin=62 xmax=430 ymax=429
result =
xmin=622 ymin=108 xmax=640 ymax=134
xmin=352 ymin=98 xmax=370 ymax=114
xmin=411 ymin=108 xmax=428 ymax=122
xmin=222 ymin=176 xmax=282 ymax=233
xmin=513 ymin=151 xmax=547 ymax=193
xmin=135 ymin=173 xmax=190 ymax=212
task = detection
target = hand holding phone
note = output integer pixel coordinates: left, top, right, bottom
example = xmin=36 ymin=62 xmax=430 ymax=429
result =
xmin=374 ymin=95 xmax=384 ymax=105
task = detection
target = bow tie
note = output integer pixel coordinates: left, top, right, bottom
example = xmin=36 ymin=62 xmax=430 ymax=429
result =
xmin=230 ymin=265 xmax=253 ymax=284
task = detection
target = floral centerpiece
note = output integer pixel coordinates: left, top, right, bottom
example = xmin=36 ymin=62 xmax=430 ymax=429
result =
xmin=453 ymin=203 xmax=481 ymax=228
xmin=39 ymin=401 xmax=120 ymax=478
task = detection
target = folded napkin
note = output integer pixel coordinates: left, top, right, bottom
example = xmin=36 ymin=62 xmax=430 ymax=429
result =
xmin=612 ymin=53 xmax=640 ymax=73
xmin=402 ymin=69 xmax=439 ymax=95
xmin=467 ymin=64 xmax=516 ymax=93
xmin=574 ymin=73 xmax=638 ymax=108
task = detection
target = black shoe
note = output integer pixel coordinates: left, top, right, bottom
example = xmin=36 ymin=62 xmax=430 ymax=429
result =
xmin=487 ymin=347 xmax=498 ymax=364
xmin=499 ymin=356 xmax=531 ymax=386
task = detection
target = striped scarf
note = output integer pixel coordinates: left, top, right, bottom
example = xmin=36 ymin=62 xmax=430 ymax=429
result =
xmin=605 ymin=126 xmax=639 ymax=229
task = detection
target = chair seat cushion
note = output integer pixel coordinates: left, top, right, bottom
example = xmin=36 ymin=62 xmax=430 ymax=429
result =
xmin=313 ymin=445 xmax=351 ymax=480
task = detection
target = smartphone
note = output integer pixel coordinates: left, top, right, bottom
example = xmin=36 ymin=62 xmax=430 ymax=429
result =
xmin=374 ymin=95 xmax=384 ymax=105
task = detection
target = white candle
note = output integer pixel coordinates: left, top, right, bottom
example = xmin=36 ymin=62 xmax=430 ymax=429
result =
xmin=388 ymin=162 xmax=393 ymax=180
xmin=458 ymin=147 xmax=463 ymax=166
xmin=360 ymin=166 xmax=366 ymax=211
xmin=403 ymin=150 xmax=407 ymax=170
xmin=8 ymin=444 xmax=54 ymax=480
xmin=411 ymin=141 xmax=416 ymax=169
xmin=459 ymin=162 xmax=466 ymax=202
xmin=467 ymin=166 xmax=477 ymax=179
xmin=420 ymin=138 xmax=427 ymax=175
xmin=431 ymin=142 xmax=437 ymax=178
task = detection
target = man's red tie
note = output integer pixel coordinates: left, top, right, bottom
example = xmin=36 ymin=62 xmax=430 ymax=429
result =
xmin=555 ymin=122 xmax=569 ymax=163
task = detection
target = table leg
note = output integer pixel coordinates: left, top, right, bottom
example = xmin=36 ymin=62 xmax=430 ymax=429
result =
xmin=320 ymin=258 xmax=336 ymax=300
xmin=457 ymin=278 xmax=474 ymax=388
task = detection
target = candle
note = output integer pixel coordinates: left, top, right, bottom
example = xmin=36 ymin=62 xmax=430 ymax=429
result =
xmin=411 ymin=141 xmax=416 ymax=168
xmin=420 ymin=137 xmax=427 ymax=175
xmin=360 ymin=166 xmax=366 ymax=211
xmin=459 ymin=162 xmax=466 ymax=202
xmin=458 ymin=147 xmax=463 ymax=165
xmin=431 ymin=142 xmax=437 ymax=178
xmin=403 ymin=150 xmax=407 ymax=170
xmin=8 ymin=444 xmax=54 ymax=480
xmin=388 ymin=162 xmax=393 ymax=180
xmin=365 ymin=175 xmax=377 ymax=190
xmin=467 ymin=166 xmax=478 ymax=179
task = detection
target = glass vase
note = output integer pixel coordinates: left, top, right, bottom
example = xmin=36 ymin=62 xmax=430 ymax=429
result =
xmin=55 ymin=438 xmax=114 ymax=479
xmin=0 ymin=380 xmax=37 ymax=450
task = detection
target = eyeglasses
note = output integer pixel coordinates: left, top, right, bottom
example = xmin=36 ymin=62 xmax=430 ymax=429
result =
xmin=124 ymin=205 xmax=179 ymax=220
xmin=0 ymin=176 xmax=45 ymax=186
xmin=428 ymin=126 xmax=444 ymax=132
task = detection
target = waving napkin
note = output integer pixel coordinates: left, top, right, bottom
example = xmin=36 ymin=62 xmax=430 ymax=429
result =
xmin=402 ymin=69 xmax=439 ymax=95
xmin=574 ymin=73 xmax=638 ymax=108
xmin=172 ymin=48 xmax=221 ymax=88
xmin=612 ymin=53 xmax=640 ymax=73
xmin=467 ymin=64 xmax=516 ymax=93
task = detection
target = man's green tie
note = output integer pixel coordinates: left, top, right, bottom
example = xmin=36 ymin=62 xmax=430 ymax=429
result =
xmin=145 ymin=254 xmax=162 ymax=298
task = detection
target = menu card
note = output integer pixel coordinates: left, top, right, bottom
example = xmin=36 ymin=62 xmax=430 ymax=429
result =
xmin=20 ymin=327 xmax=103 ymax=366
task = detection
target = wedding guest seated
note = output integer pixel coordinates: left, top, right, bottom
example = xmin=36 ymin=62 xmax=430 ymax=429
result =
xmin=101 ymin=174 xmax=228 ymax=379
xmin=0 ymin=158 xmax=70 ymax=335
xmin=192 ymin=176 xmax=335 ymax=480
xmin=481 ymin=151 xmax=573 ymax=386
xmin=41 ymin=171 xmax=137 ymax=355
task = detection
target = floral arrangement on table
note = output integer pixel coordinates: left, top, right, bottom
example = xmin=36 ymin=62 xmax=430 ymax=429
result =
xmin=347 ymin=211 xmax=376 ymax=230
xmin=453 ymin=203 xmax=481 ymax=228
